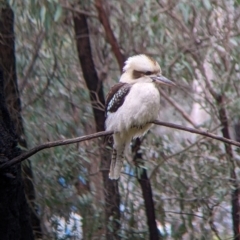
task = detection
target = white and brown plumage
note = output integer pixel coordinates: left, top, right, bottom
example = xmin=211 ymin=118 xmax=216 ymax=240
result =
xmin=105 ymin=54 xmax=175 ymax=179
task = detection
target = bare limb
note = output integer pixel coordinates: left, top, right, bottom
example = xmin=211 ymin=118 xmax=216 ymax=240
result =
xmin=1 ymin=120 xmax=240 ymax=170
xmin=0 ymin=130 xmax=113 ymax=170
xmin=152 ymin=120 xmax=240 ymax=147
xmin=95 ymin=0 xmax=125 ymax=70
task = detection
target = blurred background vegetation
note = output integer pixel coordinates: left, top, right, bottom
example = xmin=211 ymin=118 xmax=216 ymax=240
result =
xmin=1 ymin=0 xmax=240 ymax=239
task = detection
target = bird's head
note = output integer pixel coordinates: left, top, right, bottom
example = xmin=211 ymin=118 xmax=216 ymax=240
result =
xmin=120 ymin=54 xmax=175 ymax=87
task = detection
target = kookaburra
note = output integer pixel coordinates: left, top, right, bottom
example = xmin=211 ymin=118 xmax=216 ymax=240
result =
xmin=105 ymin=54 xmax=175 ymax=179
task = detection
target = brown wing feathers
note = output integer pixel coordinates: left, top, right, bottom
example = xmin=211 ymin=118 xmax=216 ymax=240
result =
xmin=105 ymin=83 xmax=131 ymax=115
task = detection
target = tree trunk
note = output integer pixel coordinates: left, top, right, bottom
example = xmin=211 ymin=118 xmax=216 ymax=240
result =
xmin=93 ymin=1 xmax=160 ymax=237
xmin=132 ymin=138 xmax=161 ymax=240
xmin=0 ymin=67 xmax=33 ymax=239
xmin=216 ymin=95 xmax=240 ymax=240
xmin=0 ymin=4 xmax=42 ymax=238
xmin=73 ymin=12 xmax=121 ymax=239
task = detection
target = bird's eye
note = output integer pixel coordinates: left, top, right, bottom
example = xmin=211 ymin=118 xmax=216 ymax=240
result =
xmin=145 ymin=71 xmax=152 ymax=75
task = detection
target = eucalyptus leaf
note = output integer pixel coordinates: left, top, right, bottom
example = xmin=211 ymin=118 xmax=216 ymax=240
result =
xmin=40 ymin=4 xmax=46 ymax=24
xmin=54 ymin=4 xmax=62 ymax=22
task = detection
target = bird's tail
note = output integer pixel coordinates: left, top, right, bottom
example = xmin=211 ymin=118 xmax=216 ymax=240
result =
xmin=109 ymin=143 xmax=125 ymax=180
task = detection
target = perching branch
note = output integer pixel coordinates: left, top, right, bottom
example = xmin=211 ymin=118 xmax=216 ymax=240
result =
xmin=0 ymin=131 xmax=112 ymax=170
xmin=152 ymin=120 xmax=240 ymax=146
xmin=1 ymin=120 xmax=240 ymax=170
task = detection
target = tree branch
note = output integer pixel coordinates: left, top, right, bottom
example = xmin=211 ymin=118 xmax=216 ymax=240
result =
xmin=1 ymin=120 xmax=240 ymax=171
xmin=0 ymin=131 xmax=113 ymax=170
xmin=152 ymin=120 xmax=240 ymax=146
xmin=95 ymin=0 xmax=125 ymax=70
xmin=20 ymin=29 xmax=46 ymax=92
xmin=159 ymin=88 xmax=198 ymax=128
xmin=61 ymin=4 xmax=97 ymax=18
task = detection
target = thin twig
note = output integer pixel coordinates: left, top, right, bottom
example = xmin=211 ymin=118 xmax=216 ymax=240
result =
xmin=1 ymin=120 xmax=240 ymax=170
xmin=159 ymin=88 xmax=198 ymax=128
xmin=61 ymin=4 xmax=97 ymax=18
xmin=20 ymin=29 xmax=46 ymax=92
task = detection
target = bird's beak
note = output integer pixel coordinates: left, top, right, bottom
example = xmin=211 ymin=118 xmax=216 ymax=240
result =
xmin=151 ymin=75 xmax=176 ymax=87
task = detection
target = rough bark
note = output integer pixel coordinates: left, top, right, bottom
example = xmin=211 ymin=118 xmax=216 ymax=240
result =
xmin=132 ymin=138 xmax=161 ymax=240
xmin=0 ymin=67 xmax=34 ymax=239
xmin=0 ymin=4 xmax=42 ymax=238
xmin=73 ymin=12 xmax=120 ymax=239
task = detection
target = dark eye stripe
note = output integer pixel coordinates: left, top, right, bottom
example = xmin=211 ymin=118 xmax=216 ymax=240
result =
xmin=145 ymin=71 xmax=152 ymax=75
